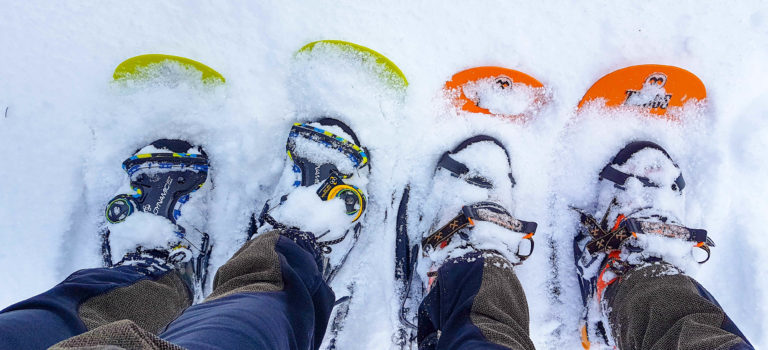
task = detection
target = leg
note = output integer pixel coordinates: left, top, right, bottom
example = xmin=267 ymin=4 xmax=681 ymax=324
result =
xmin=52 ymin=119 xmax=365 ymax=349
xmin=0 ymin=259 xmax=190 ymax=349
xmin=414 ymin=136 xmax=538 ymax=349
xmin=49 ymin=229 xmax=334 ymax=350
xmin=417 ymin=252 xmax=535 ymax=350
xmin=574 ymin=141 xmax=755 ymax=349
xmin=606 ymin=263 xmax=753 ymax=350
xmin=158 ymin=229 xmax=334 ymax=349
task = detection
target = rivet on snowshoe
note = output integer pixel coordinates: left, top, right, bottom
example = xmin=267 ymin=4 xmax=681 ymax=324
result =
xmin=105 ymin=195 xmax=135 ymax=224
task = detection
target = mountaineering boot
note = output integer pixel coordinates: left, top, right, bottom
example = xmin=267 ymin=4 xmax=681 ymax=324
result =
xmin=573 ymin=140 xmax=715 ymax=347
xmin=413 ymin=135 xmax=538 ymax=350
xmin=101 ymin=139 xmax=212 ymax=295
xmin=252 ymin=118 xmax=369 ymax=284
xmin=419 ymin=135 xmax=538 ymax=287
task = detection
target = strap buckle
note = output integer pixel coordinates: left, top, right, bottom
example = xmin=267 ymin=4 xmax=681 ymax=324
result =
xmin=422 ymin=202 xmax=537 ymax=262
xmin=575 ymin=207 xmax=714 ymax=264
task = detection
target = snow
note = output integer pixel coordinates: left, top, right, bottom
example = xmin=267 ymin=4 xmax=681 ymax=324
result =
xmin=461 ymin=78 xmax=545 ymax=116
xmin=107 ymin=212 xmax=181 ymax=262
xmin=597 ymin=148 xmax=687 ymax=226
xmin=290 ymin=133 xmax=359 ymax=175
xmin=136 ymin=143 xmax=202 ymax=155
xmin=422 ymin=140 xmax=514 ymax=230
xmin=1 ymin=1 xmax=767 ymax=349
xmin=266 ymin=186 xmax=351 ymax=239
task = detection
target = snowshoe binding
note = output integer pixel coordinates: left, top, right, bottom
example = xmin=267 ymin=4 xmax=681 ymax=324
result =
xmin=573 ymin=141 xmax=715 ymax=348
xmin=101 ymin=139 xmax=212 ymax=295
xmin=251 ymin=118 xmax=369 ymax=284
xmin=420 ymin=135 xmax=537 ymax=285
xmin=395 ymin=135 xmax=538 ymax=347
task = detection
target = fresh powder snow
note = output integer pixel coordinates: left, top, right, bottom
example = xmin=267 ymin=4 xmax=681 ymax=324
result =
xmin=1 ymin=1 xmax=767 ymax=349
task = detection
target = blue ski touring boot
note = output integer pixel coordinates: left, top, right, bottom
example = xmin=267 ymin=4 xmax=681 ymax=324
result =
xmin=101 ymin=139 xmax=212 ymax=297
xmin=250 ymin=118 xmax=369 ymax=284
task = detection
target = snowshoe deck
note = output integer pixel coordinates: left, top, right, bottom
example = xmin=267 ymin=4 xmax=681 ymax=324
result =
xmin=297 ymin=40 xmax=408 ymax=91
xmin=577 ymin=64 xmax=706 ymax=119
xmin=113 ymin=54 xmax=226 ymax=85
xmin=444 ymin=66 xmax=547 ymax=120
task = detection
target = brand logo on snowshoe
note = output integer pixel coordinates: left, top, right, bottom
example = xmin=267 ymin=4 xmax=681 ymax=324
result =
xmin=495 ymin=75 xmax=513 ymax=90
xmin=624 ymin=73 xmax=672 ymax=109
xmin=153 ymin=175 xmax=173 ymax=215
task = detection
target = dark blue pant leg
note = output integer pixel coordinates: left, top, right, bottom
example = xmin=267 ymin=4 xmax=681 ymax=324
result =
xmin=158 ymin=230 xmax=335 ymax=350
xmin=417 ymin=252 xmax=534 ymax=350
xmin=0 ymin=262 xmax=183 ymax=350
xmin=693 ymin=282 xmax=753 ymax=349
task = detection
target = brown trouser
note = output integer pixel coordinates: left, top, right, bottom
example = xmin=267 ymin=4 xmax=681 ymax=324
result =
xmin=41 ymin=236 xmax=750 ymax=350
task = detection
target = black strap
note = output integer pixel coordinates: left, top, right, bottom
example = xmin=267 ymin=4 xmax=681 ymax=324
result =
xmin=437 ymin=153 xmax=493 ymax=188
xmin=436 ymin=135 xmax=516 ymax=188
xmin=599 ymin=141 xmax=685 ymax=192
xmin=611 ymin=141 xmax=672 ymax=165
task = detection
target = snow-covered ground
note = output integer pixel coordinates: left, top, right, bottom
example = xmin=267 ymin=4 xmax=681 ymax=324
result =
xmin=1 ymin=1 xmax=767 ymax=348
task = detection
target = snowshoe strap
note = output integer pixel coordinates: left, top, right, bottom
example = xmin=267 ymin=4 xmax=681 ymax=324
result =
xmin=437 ymin=135 xmax=516 ymax=188
xmin=573 ymin=207 xmax=714 ymax=263
xmin=123 ymin=152 xmax=208 ymax=175
xmin=287 ymin=122 xmax=368 ymax=186
xmin=437 ymin=153 xmax=492 ymax=188
xmin=599 ymin=141 xmax=685 ymax=193
xmin=314 ymin=117 xmax=363 ymax=146
xmin=422 ymin=202 xmax=537 ymax=261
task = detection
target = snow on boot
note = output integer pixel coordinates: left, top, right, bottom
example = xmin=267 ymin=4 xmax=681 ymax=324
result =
xmin=573 ymin=140 xmax=715 ymax=347
xmin=101 ymin=139 xmax=212 ymax=294
xmin=418 ymin=135 xmax=538 ymax=288
xmin=252 ymin=118 xmax=369 ymax=284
